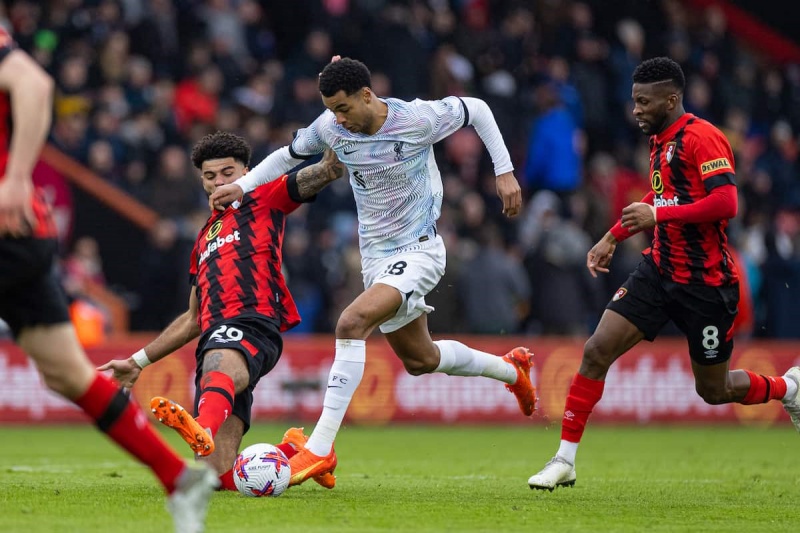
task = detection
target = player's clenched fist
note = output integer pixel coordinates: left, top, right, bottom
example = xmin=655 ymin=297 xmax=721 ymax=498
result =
xmin=209 ymin=183 xmax=243 ymax=212
xmin=620 ymin=202 xmax=657 ymax=232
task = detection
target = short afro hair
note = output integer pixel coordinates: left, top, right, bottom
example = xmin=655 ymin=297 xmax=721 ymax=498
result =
xmin=318 ymin=58 xmax=371 ymax=97
xmin=632 ymin=57 xmax=685 ymax=92
xmin=191 ymin=131 xmax=251 ymax=169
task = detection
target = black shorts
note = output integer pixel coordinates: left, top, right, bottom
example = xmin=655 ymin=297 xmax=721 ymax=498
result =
xmin=0 ymin=237 xmax=70 ymax=338
xmin=606 ymin=256 xmax=739 ymax=365
xmin=193 ymin=316 xmax=283 ymax=433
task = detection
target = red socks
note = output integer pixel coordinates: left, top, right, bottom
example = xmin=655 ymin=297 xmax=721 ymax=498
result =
xmin=195 ymin=371 xmax=235 ymax=437
xmin=556 ymin=369 xmax=785 ymax=443
xmin=561 ymin=373 xmax=605 ymax=444
xmin=219 ymin=469 xmax=237 ymax=491
xmin=74 ymin=373 xmax=185 ymax=493
xmin=218 ymin=442 xmax=298 ymax=491
xmin=742 ymin=370 xmax=788 ymax=404
xmin=276 ymin=442 xmax=297 ymax=459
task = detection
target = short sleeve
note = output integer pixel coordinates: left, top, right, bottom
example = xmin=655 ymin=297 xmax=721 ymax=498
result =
xmin=688 ymin=125 xmax=736 ymax=192
xmin=254 ymin=174 xmax=302 ymax=214
xmin=418 ymin=96 xmax=468 ymax=144
xmin=289 ymin=113 xmax=330 ymax=159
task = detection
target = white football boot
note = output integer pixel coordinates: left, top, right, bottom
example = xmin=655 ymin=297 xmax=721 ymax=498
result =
xmin=528 ymin=456 xmax=576 ymax=491
xmin=782 ymin=366 xmax=800 ymax=432
xmin=167 ymin=463 xmax=219 ymax=533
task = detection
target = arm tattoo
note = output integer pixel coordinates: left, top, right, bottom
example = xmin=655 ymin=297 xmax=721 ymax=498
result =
xmin=295 ymin=158 xmax=345 ymax=199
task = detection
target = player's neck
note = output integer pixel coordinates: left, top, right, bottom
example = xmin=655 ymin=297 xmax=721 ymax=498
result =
xmin=664 ymin=106 xmax=686 ymax=130
xmin=364 ymin=100 xmax=388 ymax=135
xmin=656 ymin=107 xmax=687 ymax=136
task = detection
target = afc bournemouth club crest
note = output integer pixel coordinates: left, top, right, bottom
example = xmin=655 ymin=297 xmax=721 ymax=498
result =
xmin=612 ymin=287 xmax=627 ymax=301
xmin=665 ymin=142 xmax=677 ymax=163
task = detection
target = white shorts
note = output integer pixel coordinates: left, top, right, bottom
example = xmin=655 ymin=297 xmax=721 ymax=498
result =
xmin=361 ymin=235 xmax=446 ymax=333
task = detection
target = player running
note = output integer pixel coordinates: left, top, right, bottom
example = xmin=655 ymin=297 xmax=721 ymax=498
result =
xmin=99 ymin=133 xmax=343 ymax=490
xmin=527 ymin=57 xmax=800 ymax=491
xmin=210 ymin=56 xmax=536 ymax=487
xmin=0 ymin=28 xmax=217 ymax=533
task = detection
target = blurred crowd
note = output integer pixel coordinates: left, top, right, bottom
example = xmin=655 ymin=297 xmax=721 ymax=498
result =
xmin=4 ymin=0 xmax=800 ymax=338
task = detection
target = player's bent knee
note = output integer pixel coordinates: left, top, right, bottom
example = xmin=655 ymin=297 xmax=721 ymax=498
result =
xmin=401 ymin=357 xmax=435 ymax=376
xmin=580 ymin=337 xmax=614 ymax=378
xmin=695 ymin=385 xmax=729 ymax=405
xmin=335 ymin=310 xmax=371 ymax=339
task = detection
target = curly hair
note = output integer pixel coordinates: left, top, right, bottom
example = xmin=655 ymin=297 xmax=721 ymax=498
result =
xmin=318 ymin=58 xmax=371 ymax=97
xmin=632 ymin=57 xmax=685 ymax=91
xmin=190 ymin=131 xmax=251 ymax=169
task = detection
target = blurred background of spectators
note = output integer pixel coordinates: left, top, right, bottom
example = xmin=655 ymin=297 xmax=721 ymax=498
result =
xmin=3 ymin=0 xmax=800 ymax=338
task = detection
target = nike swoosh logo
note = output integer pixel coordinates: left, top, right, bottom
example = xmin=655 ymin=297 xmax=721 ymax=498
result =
xmin=327 ymin=385 xmax=343 ymax=388
xmin=290 ymin=460 xmax=326 ymax=484
xmin=343 ymin=149 xmax=357 ymax=154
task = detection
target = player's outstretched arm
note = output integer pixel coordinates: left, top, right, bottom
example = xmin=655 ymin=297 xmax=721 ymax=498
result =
xmin=459 ymin=97 xmax=520 ymax=217
xmin=294 ymin=148 xmax=345 ymax=200
xmin=210 ymin=145 xmax=312 ymax=211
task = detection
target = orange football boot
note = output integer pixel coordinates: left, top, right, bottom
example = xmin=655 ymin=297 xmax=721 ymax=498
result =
xmin=150 ymin=397 xmax=215 ymax=456
xmin=502 ymin=347 xmax=538 ymax=416
xmin=281 ymin=427 xmax=336 ymax=489
xmin=288 ymin=445 xmax=337 ymax=487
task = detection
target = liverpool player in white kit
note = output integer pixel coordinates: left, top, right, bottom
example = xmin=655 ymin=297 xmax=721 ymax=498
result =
xmin=210 ymin=57 xmax=535 ymax=487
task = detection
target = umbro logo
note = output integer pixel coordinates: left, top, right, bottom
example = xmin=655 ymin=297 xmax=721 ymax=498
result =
xmin=564 ymin=410 xmax=575 ymax=421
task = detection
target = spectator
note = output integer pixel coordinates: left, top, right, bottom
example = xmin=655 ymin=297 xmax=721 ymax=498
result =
xmin=134 ymin=145 xmax=206 ymax=330
xmin=523 ymin=82 xmax=582 ymax=197
xmin=458 ymin=223 xmax=530 ymax=334
xmin=174 ymin=65 xmax=223 ymax=134
xmin=520 ymin=191 xmax=596 ymax=335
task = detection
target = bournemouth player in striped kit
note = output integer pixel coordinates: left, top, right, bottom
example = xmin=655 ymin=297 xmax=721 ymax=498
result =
xmin=528 ymin=57 xmax=800 ymax=491
xmin=100 ymin=132 xmax=344 ymax=490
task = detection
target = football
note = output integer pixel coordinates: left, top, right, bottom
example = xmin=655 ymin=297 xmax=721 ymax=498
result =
xmin=232 ymin=443 xmax=291 ymax=497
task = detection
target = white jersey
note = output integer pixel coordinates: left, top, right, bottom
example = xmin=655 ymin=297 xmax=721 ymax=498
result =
xmin=291 ymin=97 xmax=467 ymax=258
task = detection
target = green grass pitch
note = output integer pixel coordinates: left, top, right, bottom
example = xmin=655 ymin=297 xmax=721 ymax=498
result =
xmin=0 ymin=423 xmax=796 ymax=532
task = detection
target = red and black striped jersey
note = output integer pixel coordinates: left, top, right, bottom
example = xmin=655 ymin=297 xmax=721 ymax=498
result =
xmin=0 ymin=27 xmax=57 ymax=239
xmin=646 ymin=113 xmax=738 ymax=286
xmin=190 ymin=174 xmax=302 ymax=332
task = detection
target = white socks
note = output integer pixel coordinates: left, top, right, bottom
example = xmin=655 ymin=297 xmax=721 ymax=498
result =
xmin=305 ymin=339 xmax=366 ymax=456
xmin=556 ymin=440 xmax=578 ymax=465
xmin=433 ymin=340 xmax=517 ymax=384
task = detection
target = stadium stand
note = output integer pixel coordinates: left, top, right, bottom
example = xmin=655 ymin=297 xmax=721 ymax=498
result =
xmin=3 ymin=0 xmax=799 ymax=338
